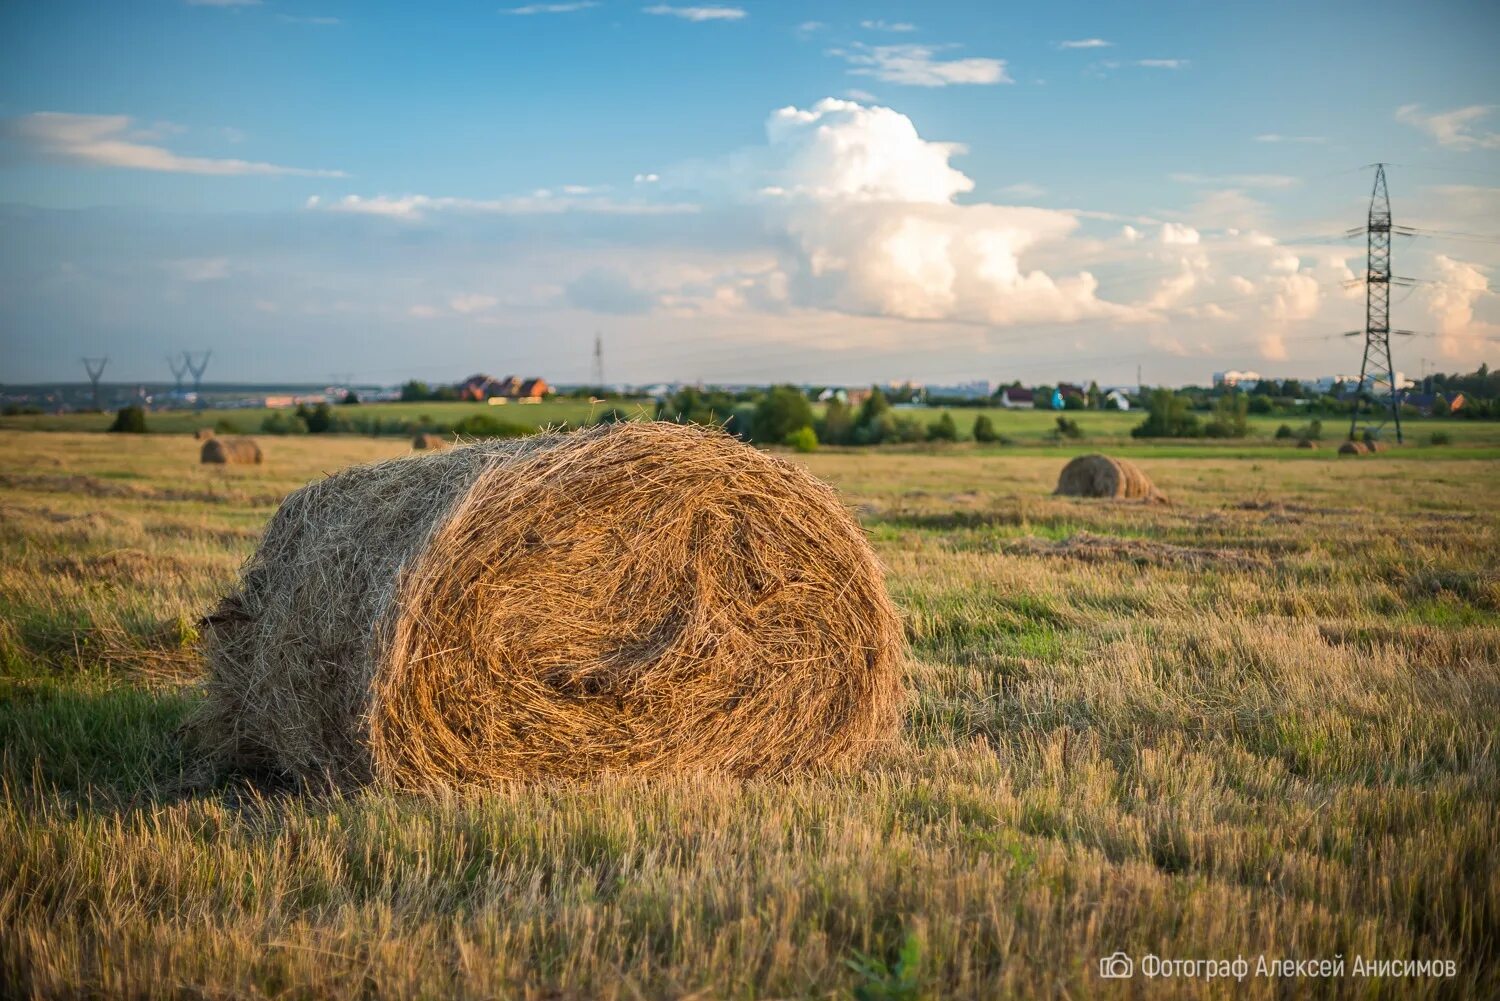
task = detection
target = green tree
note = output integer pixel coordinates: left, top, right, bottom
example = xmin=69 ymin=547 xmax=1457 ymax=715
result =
xmin=298 ymin=402 xmax=335 ymax=433
xmin=784 ymin=426 xmax=818 ymax=453
xmin=972 ymin=413 xmax=999 ymax=442
xmin=1131 ymin=388 xmax=1202 ymax=438
xmin=751 ymin=385 xmax=816 ymax=445
xmin=1205 ymin=392 xmax=1249 ymax=438
xmin=341 ymin=390 xmax=361 ymax=405
xmin=927 ymin=411 xmax=958 ymax=442
xmin=1086 ymin=381 xmax=1102 ymax=409
xmin=818 ymin=398 xmax=855 ymax=445
xmin=399 ymin=380 xmax=431 ymax=402
xmin=108 ymin=405 xmax=146 ymax=433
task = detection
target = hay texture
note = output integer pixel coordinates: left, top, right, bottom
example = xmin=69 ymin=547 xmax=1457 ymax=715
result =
xmin=194 ymin=428 xmax=215 ymax=442
xmin=201 ymin=437 xmax=263 ymax=465
xmin=198 ymin=421 xmax=904 ymax=789
xmin=1338 ymin=441 xmax=1367 ymax=456
xmin=411 ymin=432 xmax=449 ymax=450
xmin=1054 ymin=454 xmax=1163 ymax=502
xmin=1296 ymin=439 xmax=1317 ymax=450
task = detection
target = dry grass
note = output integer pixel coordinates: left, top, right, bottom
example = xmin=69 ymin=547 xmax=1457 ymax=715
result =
xmin=411 ymin=432 xmax=449 ymax=450
xmin=1 ymin=431 xmax=1497 ymax=999
xmin=200 ymin=437 xmax=263 ymax=465
xmin=199 ymin=423 xmax=904 ymax=788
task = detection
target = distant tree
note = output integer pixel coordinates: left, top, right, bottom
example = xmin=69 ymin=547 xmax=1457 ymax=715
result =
xmin=927 ymin=411 xmax=959 ymax=442
xmin=213 ymin=418 xmax=242 ymax=435
xmin=851 ymin=389 xmax=894 ymax=444
xmin=818 ymin=398 xmax=855 ymax=445
xmin=784 ymin=426 xmax=818 ymax=453
xmin=297 ymin=402 xmax=335 ymax=433
xmin=1274 ymin=423 xmax=1294 ymax=440
xmin=751 ymin=385 xmax=816 ymax=445
xmin=1432 ymin=395 xmax=1451 ymax=417
xmin=1205 ymin=392 xmax=1250 ymax=438
xmin=452 ymin=414 xmax=531 ymax=438
xmin=1247 ymin=395 xmax=1273 ymax=415
xmin=972 ymin=413 xmax=999 ymax=442
xmin=108 ymin=405 xmax=146 ymax=433
xmin=1054 ymin=415 xmax=1082 ymax=439
xmin=1062 ymin=394 xmax=1085 ymax=411
xmin=1086 ymin=381 xmax=1102 ymax=409
xmin=399 ymin=380 xmax=431 ymax=402
xmin=341 ymin=390 xmax=361 ymax=405
xmin=657 ymin=387 xmax=737 ymax=427
xmin=1035 ymin=384 xmax=1057 ymax=410
xmin=261 ymin=411 xmax=308 ymax=435
xmin=1131 ymin=388 xmax=1202 ymax=438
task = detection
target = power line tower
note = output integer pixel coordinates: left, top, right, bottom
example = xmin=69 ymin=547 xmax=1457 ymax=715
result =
xmin=80 ymin=356 xmax=108 ymax=412
xmin=184 ymin=350 xmax=212 ymax=410
xmin=167 ymin=353 xmax=189 ymax=399
xmin=592 ymin=332 xmax=605 ymax=389
xmin=1345 ymin=163 xmax=1416 ymax=445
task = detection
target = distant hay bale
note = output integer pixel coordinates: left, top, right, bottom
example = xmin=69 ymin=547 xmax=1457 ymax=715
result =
xmin=1054 ymin=454 xmax=1163 ymax=502
xmin=201 ymin=437 xmax=263 ymax=465
xmin=194 ymin=428 xmax=215 ymax=441
xmin=1338 ymin=441 xmax=1367 ymax=456
xmin=196 ymin=421 xmax=905 ymax=789
xmin=1364 ymin=440 xmax=1385 ymax=453
xmin=412 ymin=432 xmax=449 ymax=450
xmin=1296 ymin=439 xmax=1317 ymax=450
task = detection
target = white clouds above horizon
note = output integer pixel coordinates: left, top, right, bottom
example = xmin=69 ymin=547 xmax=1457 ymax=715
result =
xmin=1395 ymin=103 xmax=1500 ymax=151
xmin=1058 ymin=38 xmax=1111 ymax=49
xmin=504 ymin=1 xmax=598 ymax=13
xmin=1171 ymin=172 xmax=1300 ymax=190
xmin=304 ymin=192 xmax=697 ymax=220
xmin=829 ymin=43 xmax=1011 ymax=87
xmin=642 ymin=4 xmax=746 ymax=21
xmin=1255 ymin=133 xmax=1327 ymax=144
xmin=1136 ymin=58 xmax=1189 ymax=69
xmin=861 ymin=20 xmax=916 ymax=33
xmin=5 ymin=112 xmax=346 ymax=177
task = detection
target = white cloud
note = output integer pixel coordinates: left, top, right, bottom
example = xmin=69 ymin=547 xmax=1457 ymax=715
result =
xmin=1395 ymin=104 xmax=1500 ymax=151
xmin=1428 ymin=255 xmax=1497 ymax=356
xmin=633 ymin=172 xmax=660 ymax=183
xmin=305 ymin=192 xmax=696 ymax=220
xmin=1161 ymin=223 xmax=1200 ymax=245
xmin=1255 ymin=133 xmax=1327 ymax=144
xmin=449 ymin=294 xmax=499 ymax=314
xmin=6 ymin=112 xmax=345 ymax=177
xmin=861 ymin=19 xmax=916 ymax=32
xmin=1171 ymin=172 xmax=1299 ymax=189
xmin=999 ymin=182 xmax=1045 ymax=199
xmin=795 ymin=21 xmax=825 ymax=36
xmin=1058 ymin=38 xmax=1112 ymax=49
xmin=1137 ymin=58 xmax=1189 ymax=69
xmin=504 ymin=2 xmax=597 ymax=13
xmin=642 ymin=5 xmax=746 ymax=21
xmin=164 ymin=257 xmax=232 ymax=282
xmin=830 ymin=43 xmax=1011 ymax=87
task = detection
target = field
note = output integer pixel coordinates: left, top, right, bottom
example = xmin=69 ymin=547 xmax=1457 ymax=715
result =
xmin=1 ymin=431 xmax=1497 ymax=998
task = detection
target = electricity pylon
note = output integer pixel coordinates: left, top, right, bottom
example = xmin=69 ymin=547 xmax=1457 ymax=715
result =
xmin=81 ymin=357 xmax=108 ymax=412
xmin=1345 ymin=164 xmax=1417 ymax=444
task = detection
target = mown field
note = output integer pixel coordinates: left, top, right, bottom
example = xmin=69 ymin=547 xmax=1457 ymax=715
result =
xmin=1 ymin=431 xmax=1497 ymax=998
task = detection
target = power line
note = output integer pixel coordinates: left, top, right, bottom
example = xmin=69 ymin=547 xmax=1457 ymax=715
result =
xmin=1345 ymin=163 xmax=1404 ymax=444
xmin=80 ymin=357 xmax=108 ymax=412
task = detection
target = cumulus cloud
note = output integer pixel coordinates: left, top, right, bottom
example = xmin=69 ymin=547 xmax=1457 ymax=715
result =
xmin=566 ymin=267 xmax=657 ymax=314
xmin=642 ymin=5 xmax=746 ymax=21
xmin=5 ymin=112 xmax=345 ymax=177
xmin=449 ymin=293 xmax=499 ymax=314
xmin=1057 ymin=38 xmax=1112 ymax=49
xmin=861 ymin=19 xmax=916 ymax=32
xmin=1395 ymin=104 xmax=1500 ymax=151
xmin=504 ymin=1 xmax=597 ymax=12
xmin=1428 ymin=255 xmax=1497 ymax=355
xmin=305 ymin=192 xmax=696 ymax=220
xmin=829 ymin=43 xmax=1011 ymax=86
xmin=1136 ymin=59 xmax=1189 ymax=69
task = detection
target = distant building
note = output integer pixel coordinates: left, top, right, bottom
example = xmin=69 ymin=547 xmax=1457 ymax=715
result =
xmin=1213 ymin=370 xmax=1261 ymax=389
xmin=1104 ymin=389 xmax=1132 ymax=411
xmin=459 ymin=374 xmax=550 ymax=401
xmin=998 ymin=387 xmax=1035 ymax=409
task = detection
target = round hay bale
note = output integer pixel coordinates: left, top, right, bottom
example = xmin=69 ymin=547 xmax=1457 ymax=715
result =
xmin=197 ymin=422 xmax=905 ymax=788
xmin=201 ymin=437 xmax=263 ymax=465
xmin=1338 ymin=441 xmax=1367 ymax=456
xmin=194 ymin=427 xmax=215 ymax=441
xmin=412 ymin=432 xmax=449 ymax=450
xmin=1054 ymin=453 xmax=1163 ymax=501
xmin=1364 ymin=439 xmax=1385 ymax=453
xmin=1295 ymin=439 xmax=1317 ymax=450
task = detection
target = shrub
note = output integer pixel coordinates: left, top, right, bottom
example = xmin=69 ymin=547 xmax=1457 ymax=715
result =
xmin=972 ymin=414 xmax=999 ymax=443
xmin=261 ymin=411 xmax=308 ymax=435
xmin=1429 ymin=431 xmax=1452 ymax=446
xmin=927 ymin=412 xmax=958 ymax=442
xmin=452 ymin=414 xmax=532 ymax=438
xmin=1132 ymin=389 xmax=1201 ymax=438
xmin=213 ymin=418 xmax=243 ymax=435
xmin=751 ymin=385 xmax=816 ymax=445
xmin=1275 ymin=424 xmax=1294 ymax=440
xmin=1054 ymin=416 xmax=1082 ymax=439
xmin=108 ymin=405 xmax=147 ymax=433
xmin=785 ymin=426 xmax=818 ymax=453
xmin=892 ymin=415 xmax=926 ymax=444
xmin=818 ymin=399 xmax=855 ymax=445
xmin=1205 ymin=393 xmax=1249 ymax=439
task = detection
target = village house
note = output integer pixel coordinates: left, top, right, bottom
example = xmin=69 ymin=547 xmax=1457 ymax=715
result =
xmin=998 ymin=387 xmax=1035 ymax=409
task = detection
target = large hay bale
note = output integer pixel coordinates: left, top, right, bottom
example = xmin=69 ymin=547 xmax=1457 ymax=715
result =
xmin=201 ymin=437 xmax=263 ymax=465
xmin=1295 ymin=439 xmax=1317 ymax=450
xmin=1054 ymin=454 xmax=1163 ymax=501
xmin=197 ymin=422 xmax=905 ymax=788
xmin=412 ymin=432 xmax=449 ymax=450
xmin=194 ymin=427 xmax=215 ymax=442
xmin=1338 ymin=441 xmax=1367 ymax=456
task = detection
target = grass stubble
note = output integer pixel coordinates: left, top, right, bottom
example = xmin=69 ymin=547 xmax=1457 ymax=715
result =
xmin=0 ymin=430 xmax=1496 ymax=999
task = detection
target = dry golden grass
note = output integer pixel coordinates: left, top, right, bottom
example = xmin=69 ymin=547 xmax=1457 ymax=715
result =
xmin=1 ymin=430 xmax=1497 ymax=999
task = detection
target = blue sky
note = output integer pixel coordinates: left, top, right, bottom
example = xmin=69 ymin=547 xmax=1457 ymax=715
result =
xmin=1 ymin=0 xmax=1497 ymax=386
